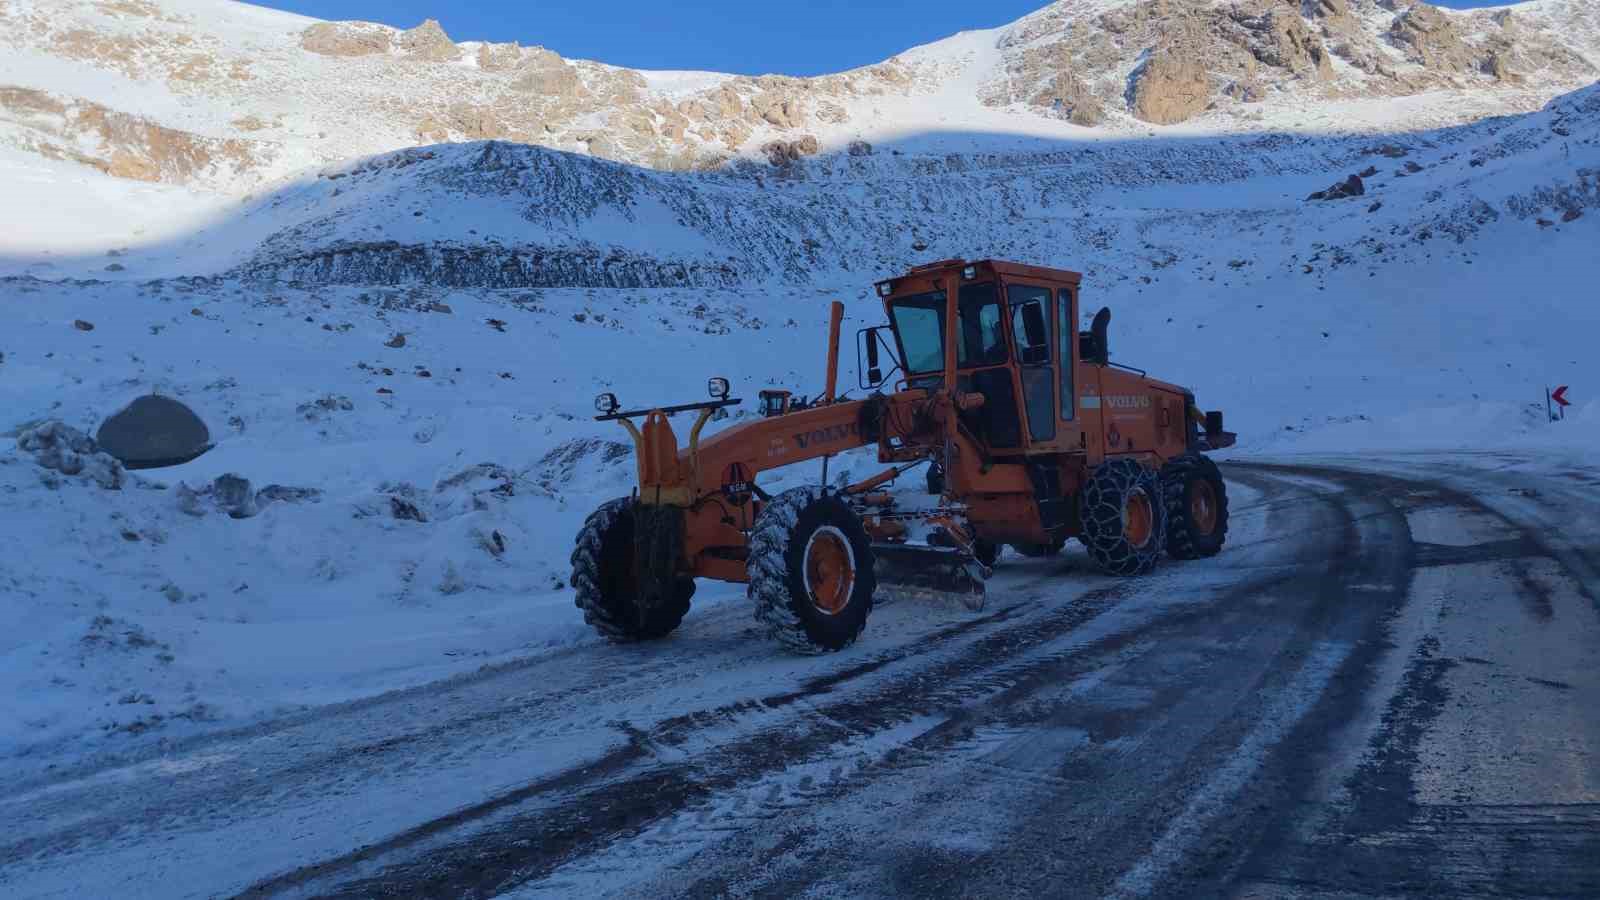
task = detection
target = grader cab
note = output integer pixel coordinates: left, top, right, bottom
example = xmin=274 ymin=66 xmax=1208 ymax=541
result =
xmin=571 ymin=259 xmax=1235 ymax=653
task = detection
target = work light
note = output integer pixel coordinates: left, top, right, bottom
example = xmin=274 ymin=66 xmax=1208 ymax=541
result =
xmin=594 ymin=393 xmax=619 ymax=414
xmin=708 ymin=377 xmax=730 ymax=399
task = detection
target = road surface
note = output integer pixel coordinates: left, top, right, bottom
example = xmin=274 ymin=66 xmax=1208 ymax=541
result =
xmin=3 ymin=453 xmax=1599 ymax=899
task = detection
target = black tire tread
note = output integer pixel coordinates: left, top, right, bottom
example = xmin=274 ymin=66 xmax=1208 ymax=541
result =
xmin=570 ymin=497 xmax=692 ymax=642
xmin=1161 ymin=453 xmax=1230 ymax=560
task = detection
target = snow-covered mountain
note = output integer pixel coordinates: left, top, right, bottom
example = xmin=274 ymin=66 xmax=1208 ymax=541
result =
xmin=1 ymin=0 xmax=1597 ymax=192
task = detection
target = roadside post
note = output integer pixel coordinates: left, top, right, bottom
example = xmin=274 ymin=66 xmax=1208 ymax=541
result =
xmin=1549 ymin=385 xmax=1571 ymax=422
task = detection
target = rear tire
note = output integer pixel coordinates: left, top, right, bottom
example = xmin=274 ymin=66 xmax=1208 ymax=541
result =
xmin=571 ymin=497 xmax=694 ymax=642
xmin=749 ymin=488 xmax=876 ymax=653
xmin=1161 ymin=454 xmax=1229 ymax=559
xmin=1080 ymin=459 xmax=1166 ymax=576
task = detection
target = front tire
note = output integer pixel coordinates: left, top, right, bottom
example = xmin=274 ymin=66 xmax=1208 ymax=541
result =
xmin=1080 ymin=459 xmax=1166 ymax=576
xmin=1161 ymin=454 xmax=1229 ymax=559
xmin=571 ymin=497 xmax=694 ymax=642
xmin=749 ymin=488 xmax=876 ymax=653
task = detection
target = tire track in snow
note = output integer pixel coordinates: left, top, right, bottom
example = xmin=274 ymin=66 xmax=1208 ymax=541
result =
xmin=262 ymin=472 xmax=1332 ymax=898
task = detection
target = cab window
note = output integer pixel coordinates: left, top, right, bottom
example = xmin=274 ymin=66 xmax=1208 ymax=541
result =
xmin=888 ymin=282 xmax=1008 ymax=374
xmin=956 ymin=282 xmax=1006 ymax=367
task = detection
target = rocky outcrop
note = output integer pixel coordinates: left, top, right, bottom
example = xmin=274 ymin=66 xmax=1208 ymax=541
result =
xmin=300 ymin=21 xmax=391 ymax=57
xmin=1388 ymin=3 xmax=1480 ymax=74
xmin=476 ymin=42 xmax=523 ymax=72
xmin=396 ymin=19 xmax=460 ymax=62
xmin=981 ymin=41 xmax=1105 ymax=126
xmin=0 ymin=86 xmax=260 ymax=185
xmin=1226 ymin=3 xmax=1334 ymax=80
xmin=1131 ymin=51 xmax=1211 ymax=125
xmin=762 ymin=135 xmax=819 ymax=166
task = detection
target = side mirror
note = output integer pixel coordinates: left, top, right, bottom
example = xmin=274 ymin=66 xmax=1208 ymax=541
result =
xmin=858 ymin=326 xmax=899 ymax=389
xmin=1021 ymin=302 xmax=1047 ymax=350
xmin=1019 ymin=302 xmax=1049 ymax=363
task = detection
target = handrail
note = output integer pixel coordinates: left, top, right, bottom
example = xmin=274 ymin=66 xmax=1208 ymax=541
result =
xmin=595 ymin=398 xmax=741 ymax=422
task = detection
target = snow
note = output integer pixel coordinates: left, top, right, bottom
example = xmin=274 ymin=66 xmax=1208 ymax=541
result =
xmin=637 ymin=68 xmax=736 ymax=99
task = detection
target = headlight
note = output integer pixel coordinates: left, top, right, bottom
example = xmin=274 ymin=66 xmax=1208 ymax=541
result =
xmin=594 ymin=392 xmax=619 ymax=414
xmin=708 ymin=377 xmax=730 ymax=399
xmin=876 ymin=281 xmax=892 ymax=297
xmin=962 ymin=265 xmax=977 ymax=280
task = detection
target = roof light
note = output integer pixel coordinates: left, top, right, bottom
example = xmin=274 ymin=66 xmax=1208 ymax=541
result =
xmin=962 ymin=266 xmax=977 ymax=280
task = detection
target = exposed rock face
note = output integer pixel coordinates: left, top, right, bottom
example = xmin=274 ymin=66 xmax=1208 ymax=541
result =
xmin=1131 ymin=51 xmax=1211 ymax=125
xmin=396 ymin=19 xmax=459 ymax=62
xmin=1388 ymin=3 xmax=1479 ymax=73
xmin=1305 ymin=0 xmax=1351 ymax=21
xmin=96 ymin=394 xmax=213 ymax=470
xmin=981 ymin=40 xmax=1105 ymax=126
xmin=0 ymin=85 xmax=260 ymax=185
xmin=476 ymin=42 xmax=522 ymax=72
xmin=300 ymin=21 xmax=391 ymax=57
xmin=1227 ymin=4 xmax=1334 ymax=80
xmin=762 ymin=135 xmax=819 ymax=166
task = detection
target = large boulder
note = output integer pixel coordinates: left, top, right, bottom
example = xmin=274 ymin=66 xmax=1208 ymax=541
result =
xmin=1306 ymin=173 xmax=1366 ymax=201
xmin=1131 ymin=50 xmax=1211 ymax=125
xmin=95 ymin=395 xmax=212 ymax=470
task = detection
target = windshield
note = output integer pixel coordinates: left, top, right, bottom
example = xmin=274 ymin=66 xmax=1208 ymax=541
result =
xmin=889 ymin=282 xmax=1007 ymax=374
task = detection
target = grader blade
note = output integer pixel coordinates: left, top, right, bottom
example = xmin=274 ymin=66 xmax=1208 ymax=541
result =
xmin=871 ymin=543 xmax=989 ymax=611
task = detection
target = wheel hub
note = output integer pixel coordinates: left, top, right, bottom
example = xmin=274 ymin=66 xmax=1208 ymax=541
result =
xmin=1124 ymin=488 xmax=1154 ymax=549
xmin=1190 ymin=478 xmax=1218 ymax=536
xmin=804 ymin=526 xmax=857 ymax=616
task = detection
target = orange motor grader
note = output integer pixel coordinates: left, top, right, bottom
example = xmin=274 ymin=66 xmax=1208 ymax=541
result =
xmin=571 ymin=259 xmax=1235 ymax=652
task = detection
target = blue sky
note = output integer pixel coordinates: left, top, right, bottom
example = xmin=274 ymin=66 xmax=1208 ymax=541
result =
xmin=259 ymin=0 xmax=1524 ymax=77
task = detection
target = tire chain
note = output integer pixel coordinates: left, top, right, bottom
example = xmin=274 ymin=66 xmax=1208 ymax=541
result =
xmin=748 ymin=487 xmax=825 ymax=654
xmin=1080 ymin=458 xmax=1165 ymax=576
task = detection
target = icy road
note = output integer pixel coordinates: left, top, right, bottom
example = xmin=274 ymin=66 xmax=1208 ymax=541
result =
xmin=3 ymin=453 xmax=1599 ymax=899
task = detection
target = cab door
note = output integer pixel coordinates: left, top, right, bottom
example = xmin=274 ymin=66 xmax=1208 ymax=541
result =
xmin=1005 ymin=282 xmax=1056 ymax=446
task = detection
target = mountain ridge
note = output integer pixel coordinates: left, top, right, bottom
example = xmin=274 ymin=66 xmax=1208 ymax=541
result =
xmin=1 ymin=0 xmax=1596 ymax=196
